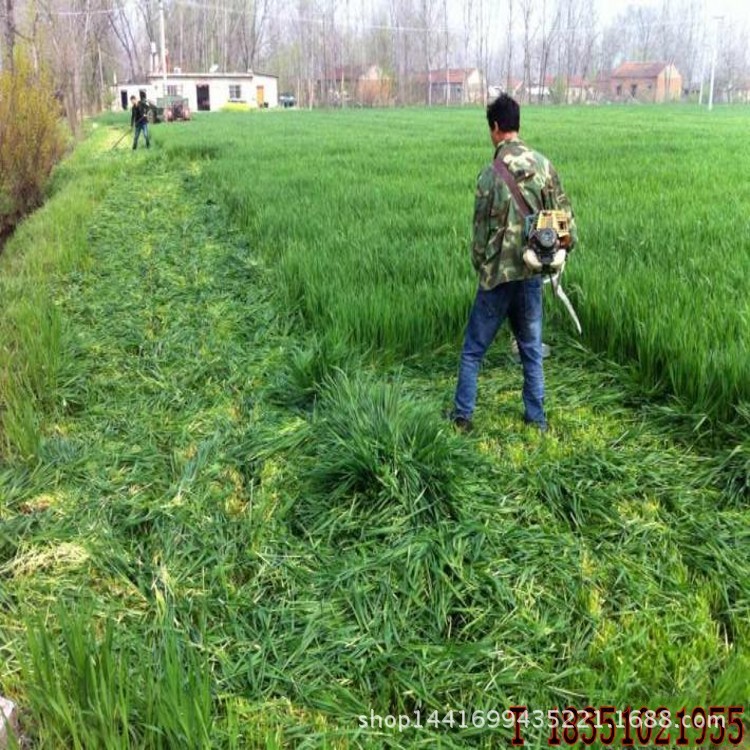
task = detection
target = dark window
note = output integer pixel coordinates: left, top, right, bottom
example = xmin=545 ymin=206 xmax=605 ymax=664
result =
xmin=631 ymin=83 xmax=638 ymax=97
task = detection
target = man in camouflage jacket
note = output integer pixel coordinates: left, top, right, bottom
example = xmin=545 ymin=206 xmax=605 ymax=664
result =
xmin=452 ymin=94 xmax=576 ymax=432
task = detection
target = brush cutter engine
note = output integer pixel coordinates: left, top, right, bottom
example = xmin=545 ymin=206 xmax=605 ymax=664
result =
xmin=523 ymin=210 xmax=572 ymax=274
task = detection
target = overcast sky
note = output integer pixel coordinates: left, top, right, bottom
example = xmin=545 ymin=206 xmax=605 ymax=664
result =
xmin=437 ymin=0 xmax=750 ymax=31
xmin=591 ymin=0 xmax=747 ymax=26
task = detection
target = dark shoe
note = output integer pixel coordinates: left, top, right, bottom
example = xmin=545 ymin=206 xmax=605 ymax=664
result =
xmin=451 ymin=416 xmax=474 ymax=433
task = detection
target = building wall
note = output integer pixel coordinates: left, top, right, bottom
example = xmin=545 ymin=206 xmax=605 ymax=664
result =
xmin=429 ymin=81 xmax=463 ymax=104
xmin=112 ymin=84 xmax=158 ymax=111
xmin=159 ymin=75 xmax=278 ymax=110
xmin=357 ymin=77 xmax=391 ymax=106
xmin=657 ymin=67 xmax=682 ymax=102
xmin=319 ymin=68 xmax=391 ymax=106
xmin=465 ymin=70 xmax=484 ymax=103
xmin=360 ymin=65 xmax=382 ymax=82
xmin=429 ymin=70 xmax=483 ymax=104
xmin=610 ymin=68 xmax=682 ymax=102
xmin=611 ymin=76 xmax=658 ymax=101
xmin=566 ymin=86 xmax=588 ymax=103
xmin=114 ymin=75 xmax=279 ymax=113
xmin=356 ymin=66 xmax=391 ymax=106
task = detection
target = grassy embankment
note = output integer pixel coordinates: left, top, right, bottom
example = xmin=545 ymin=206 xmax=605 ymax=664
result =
xmin=0 ymin=107 xmax=748 ymax=748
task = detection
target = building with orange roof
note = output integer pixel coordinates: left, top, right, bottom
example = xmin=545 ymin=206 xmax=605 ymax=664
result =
xmin=610 ymin=62 xmax=682 ymax=102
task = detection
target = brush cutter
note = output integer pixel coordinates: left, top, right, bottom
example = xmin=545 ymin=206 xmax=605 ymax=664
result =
xmin=546 ymin=269 xmax=582 ymax=335
xmin=111 ymin=127 xmax=131 ymax=150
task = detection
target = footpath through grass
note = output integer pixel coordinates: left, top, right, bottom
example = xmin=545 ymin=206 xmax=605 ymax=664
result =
xmin=0 ymin=115 xmax=748 ymax=748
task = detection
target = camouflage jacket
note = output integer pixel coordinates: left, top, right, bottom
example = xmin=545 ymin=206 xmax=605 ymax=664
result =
xmin=472 ymin=137 xmax=577 ymax=289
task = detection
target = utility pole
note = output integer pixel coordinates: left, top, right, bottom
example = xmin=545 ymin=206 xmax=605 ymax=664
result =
xmin=159 ymin=0 xmax=167 ymax=95
xmin=708 ymin=15 xmax=722 ymax=111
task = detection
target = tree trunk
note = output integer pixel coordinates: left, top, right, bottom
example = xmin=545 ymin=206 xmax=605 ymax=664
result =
xmin=4 ymin=0 xmax=15 ymax=72
xmin=521 ymin=0 xmax=532 ymax=103
xmin=505 ymin=0 xmax=513 ymax=93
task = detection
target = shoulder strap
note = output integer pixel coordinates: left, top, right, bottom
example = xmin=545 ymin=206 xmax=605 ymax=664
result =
xmin=493 ymin=158 xmax=533 ymax=218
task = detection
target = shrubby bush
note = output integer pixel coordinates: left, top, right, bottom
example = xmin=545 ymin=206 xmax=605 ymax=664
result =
xmin=0 ymin=50 xmax=69 ymax=239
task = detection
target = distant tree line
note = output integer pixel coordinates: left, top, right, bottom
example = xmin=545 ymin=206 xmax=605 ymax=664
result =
xmin=2 ymin=0 xmax=749 ymax=124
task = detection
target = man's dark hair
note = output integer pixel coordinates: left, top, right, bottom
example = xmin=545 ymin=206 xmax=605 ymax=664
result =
xmin=486 ymin=94 xmax=520 ymax=133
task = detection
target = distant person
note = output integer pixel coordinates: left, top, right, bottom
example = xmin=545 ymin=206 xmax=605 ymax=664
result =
xmin=130 ymin=95 xmax=150 ymax=150
xmin=451 ymin=94 xmax=576 ymax=433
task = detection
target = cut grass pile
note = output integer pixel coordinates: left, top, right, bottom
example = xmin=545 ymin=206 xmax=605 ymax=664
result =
xmin=0 ymin=110 xmax=748 ymax=747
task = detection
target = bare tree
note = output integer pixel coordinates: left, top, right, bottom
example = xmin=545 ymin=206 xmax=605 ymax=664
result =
xmin=661 ymin=0 xmax=705 ymax=94
xmin=560 ymin=0 xmax=581 ymax=98
xmin=477 ymin=0 xmax=499 ymax=105
xmin=576 ymin=0 xmax=597 ymax=85
xmin=419 ymin=0 xmax=437 ymax=104
xmin=3 ymin=0 xmax=15 ymax=71
xmin=505 ymin=0 xmax=513 ymax=92
xmin=461 ymin=0 xmax=472 ymax=70
xmin=442 ymin=0 xmax=448 ymax=104
xmin=632 ymin=5 xmax=658 ymax=59
xmin=717 ymin=17 xmax=749 ymax=102
xmin=520 ymin=0 xmax=535 ymax=101
xmin=109 ymin=0 xmax=141 ymax=80
xmin=537 ymin=0 xmax=561 ymax=102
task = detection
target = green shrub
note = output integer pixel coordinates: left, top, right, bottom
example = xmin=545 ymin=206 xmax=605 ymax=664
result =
xmin=220 ymin=101 xmax=252 ymax=113
xmin=0 ymin=50 xmax=69 ymax=238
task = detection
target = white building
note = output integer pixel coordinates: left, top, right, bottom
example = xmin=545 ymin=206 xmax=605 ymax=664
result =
xmin=113 ymin=82 xmax=157 ymax=111
xmin=112 ymin=71 xmax=279 ymax=112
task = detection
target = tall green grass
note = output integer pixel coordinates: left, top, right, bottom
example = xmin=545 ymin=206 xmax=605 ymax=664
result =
xmin=165 ymin=106 xmax=750 ymax=429
xmin=0 ymin=124 xmax=124 ymax=461
xmin=23 ymin=611 xmax=213 ymax=749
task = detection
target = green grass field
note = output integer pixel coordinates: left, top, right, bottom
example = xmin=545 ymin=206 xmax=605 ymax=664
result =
xmin=0 ymin=106 xmax=748 ymax=748
xmin=191 ymin=105 xmax=750 ymax=426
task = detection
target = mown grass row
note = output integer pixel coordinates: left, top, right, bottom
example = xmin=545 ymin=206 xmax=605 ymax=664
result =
xmin=0 ymin=124 xmax=126 ymax=460
xmin=0 ymin=113 xmax=748 ymax=747
xmin=0 ymin=130 xmax=305 ymax=746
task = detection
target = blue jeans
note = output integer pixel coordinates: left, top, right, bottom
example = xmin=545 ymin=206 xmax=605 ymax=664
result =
xmin=454 ymin=277 xmax=546 ymax=425
xmin=133 ymin=122 xmax=150 ymax=149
